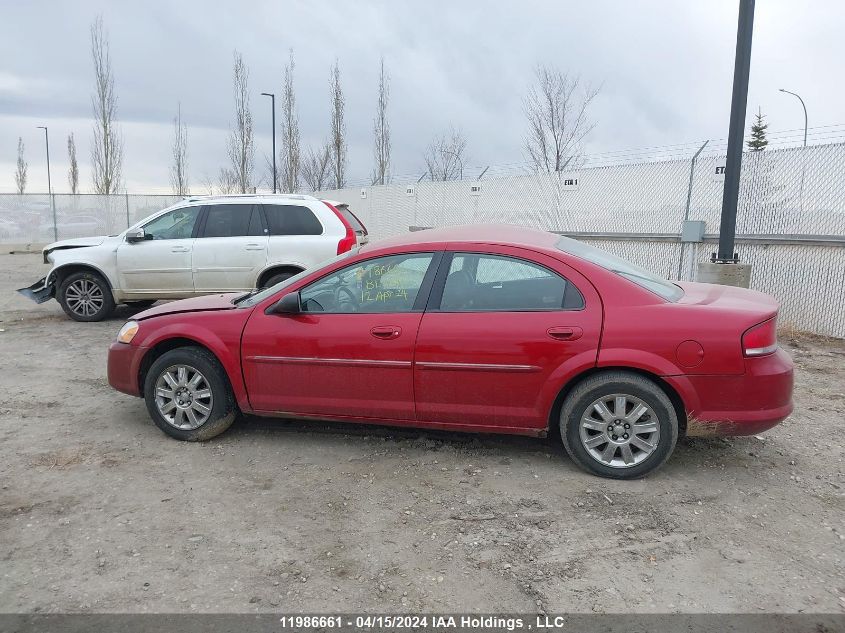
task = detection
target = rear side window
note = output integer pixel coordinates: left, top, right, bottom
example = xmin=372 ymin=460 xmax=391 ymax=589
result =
xmin=264 ymin=204 xmax=323 ymax=236
xmin=556 ymin=236 xmax=683 ymax=302
xmin=199 ymin=204 xmax=264 ymax=238
xmin=337 ymin=205 xmax=367 ymax=234
xmin=439 ymin=253 xmax=584 ymax=312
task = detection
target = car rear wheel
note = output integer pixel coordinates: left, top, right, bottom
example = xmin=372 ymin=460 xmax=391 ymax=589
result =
xmin=143 ymin=347 xmax=237 ymax=441
xmin=261 ymin=271 xmax=297 ymax=289
xmin=560 ymin=371 xmax=678 ymax=479
xmin=58 ymin=271 xmax=115 ymax=322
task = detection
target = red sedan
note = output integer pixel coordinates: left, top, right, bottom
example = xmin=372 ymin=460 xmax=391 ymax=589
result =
xmin=108 ymin=224 xmax=794 ymax=478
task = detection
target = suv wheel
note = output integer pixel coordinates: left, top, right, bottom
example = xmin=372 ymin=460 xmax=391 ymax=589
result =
xmin=261 ymin=271 xmax=297 ymax=289
xmin=560 ymin=371 xmax=678 ymax=479
xmin=58 ymin=271 xmax=115 ymax=322
xmin=143 ymin=347 xmax=237 ymax=441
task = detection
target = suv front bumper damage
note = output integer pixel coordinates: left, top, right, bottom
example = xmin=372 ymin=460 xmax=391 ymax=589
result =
xmin=17 ymin=275 xmax=55 ymax=304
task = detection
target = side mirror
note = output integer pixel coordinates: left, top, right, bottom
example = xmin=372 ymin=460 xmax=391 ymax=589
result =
xmin=126 ymin=228 xmax=146 ymax=243
xmin=269 ymin=291 xmax=302 ymax=315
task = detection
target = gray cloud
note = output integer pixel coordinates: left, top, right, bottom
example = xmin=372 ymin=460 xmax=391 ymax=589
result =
xmin=2 ymin=0 xmax=843 ymax=192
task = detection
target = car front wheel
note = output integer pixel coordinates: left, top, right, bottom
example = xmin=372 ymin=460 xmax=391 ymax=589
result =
xmin=143 ymin=347 xmax=237 ymax=441
xmin=560 ymin=371 xmax=678 ymax=479
xmin=58 ymin=271 xmax=115 ymax=322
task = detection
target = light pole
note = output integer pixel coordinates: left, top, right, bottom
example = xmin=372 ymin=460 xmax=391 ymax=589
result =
xmin=261 ymin=92 xmax=277 ymax=193
xmin=778 ymin=88 xmax=808 ymax=146
xmin=36 ymin=126 xmax=57 ymax=241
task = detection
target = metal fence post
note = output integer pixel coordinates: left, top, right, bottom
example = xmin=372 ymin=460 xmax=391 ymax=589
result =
xmin=51 ymin=193 xmax=57 ymax=242
xmin=125 ymin=192 xmax=130 ymax=228
xmin=677 ymin=140 xmax=709 ymax=280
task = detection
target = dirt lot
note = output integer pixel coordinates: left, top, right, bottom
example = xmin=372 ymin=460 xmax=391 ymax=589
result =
xmin=0 ymin=252 xmax=843 ymax=614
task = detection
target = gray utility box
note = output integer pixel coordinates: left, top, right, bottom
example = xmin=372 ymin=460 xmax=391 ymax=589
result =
xmin=681 ymin=220 xmax=706 ymax=243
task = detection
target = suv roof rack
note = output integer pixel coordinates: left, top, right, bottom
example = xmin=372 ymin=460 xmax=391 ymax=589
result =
xmin=183 ymin=193 xmax=315 ymax=203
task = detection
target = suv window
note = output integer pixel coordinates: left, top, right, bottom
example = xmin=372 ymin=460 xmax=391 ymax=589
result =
xmin=199 ymin=204 xmax=264 ymax=238
xmin=336 ymin=205 xmax=367 ymax=234
xmin=439 ymin=253 xmax=584 ymax=312
xmin=142 ymin=206 xmax=201 ymax=240
xmin=264 ymin=204 xmax=323 ymax=236
xmin=300 ymin=253 xmax=434 ymax=314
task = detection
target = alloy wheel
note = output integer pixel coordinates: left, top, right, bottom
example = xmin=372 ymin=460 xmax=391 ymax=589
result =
xmin=578 ymin=393 xmax=660 ymax=468
xmin=65 ymin=279 xmax=105 ymax=317
xmin=154 ymin=364 xmax=214 ymax=430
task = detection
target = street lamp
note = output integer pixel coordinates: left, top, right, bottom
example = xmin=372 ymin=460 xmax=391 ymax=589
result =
xmin=36 ymin=126 xmax=57 ymax=241
xmin=260 ymin=92 xmax=277 ymax=193
xmin=778 ymin=88 xmax=808 ymax=146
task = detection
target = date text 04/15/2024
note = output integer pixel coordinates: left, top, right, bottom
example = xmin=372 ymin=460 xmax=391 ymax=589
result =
xmin=277 ymin=615 xmax=571 ymax=630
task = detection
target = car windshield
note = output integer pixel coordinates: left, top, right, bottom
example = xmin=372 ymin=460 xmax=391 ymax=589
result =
xmin=236 ymin=248 xmax=361 ymax=308
xmin=555 ymin=236 xmax=684 ymax=302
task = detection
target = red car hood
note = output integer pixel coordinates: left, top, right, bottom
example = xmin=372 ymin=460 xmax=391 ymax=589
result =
xmin=135 ymin=293 xmax=242 ymax=320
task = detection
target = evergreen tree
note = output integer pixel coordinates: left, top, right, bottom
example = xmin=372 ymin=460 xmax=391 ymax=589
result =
xmin=747 ymin=107 xmax=769 ymax=151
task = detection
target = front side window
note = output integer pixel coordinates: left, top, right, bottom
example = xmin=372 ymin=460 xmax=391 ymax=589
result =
xmin=141 ymin=206 xmax=200 ymax=240
xmin=200 ymin=204 xmax=264 ymax=238
xmin=439 ymin=253 xmax=583 ymax=312
xmin=264 ymin=204 xmax=323 ymax=236
xmin=299 ymin=253 xmax=434 ymax=314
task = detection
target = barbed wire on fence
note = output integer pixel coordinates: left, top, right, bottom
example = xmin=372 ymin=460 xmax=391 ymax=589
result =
xmin=2 ymin=142 xmax=844 ymax=337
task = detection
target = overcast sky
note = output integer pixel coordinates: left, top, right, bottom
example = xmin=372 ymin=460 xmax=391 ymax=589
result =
xmin=1 ymin=0 xmax=843 ymax=193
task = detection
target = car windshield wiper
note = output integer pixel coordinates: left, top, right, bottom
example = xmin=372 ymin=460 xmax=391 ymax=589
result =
xmin=232 ymin=290 xmax=258 ymax=304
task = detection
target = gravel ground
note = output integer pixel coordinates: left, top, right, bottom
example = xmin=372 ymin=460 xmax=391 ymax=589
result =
xmin=0 ymin=252 xmax=843 ymax=614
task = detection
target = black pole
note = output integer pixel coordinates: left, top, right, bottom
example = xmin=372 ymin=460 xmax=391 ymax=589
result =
xmin=717 ymin=0 xmax=755 ymax=262
xmin=261 ymin=92 xmax=277 ymax=193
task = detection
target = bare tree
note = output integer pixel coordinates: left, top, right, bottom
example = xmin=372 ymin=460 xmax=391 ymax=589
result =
xmin=523 ymin=64 xmax=598 ymax=172
xmin=280 ymin=49 xmax=300 ymax=192
xmin=200 ymin=172 xmax=215 ymax=195
xmin=328 ymin=60 xmax=347 ymax=189
xmin=226 ymin=51 xmax=254 ymax=193
xmin=90 ymin=15 xmax=123 ymax=194
xmin=170 ymin=102 xmax=189 ymax=195
xmin=301 ymin=143 xmax=332 ymax=191
xmin=67 ymin=133 xmax=79 ymax=194
xmin=216 ymin=167 xmax=239 ymax=194
xmin=262 ymin=153 xmax=279 ymax=192
xmin=423 ymin=127 xmax=467 ymax=181
xmin=14 ymin=137 xmax=27 ymax=195
xmin=370 ymin=57 xmax=391 ymax=186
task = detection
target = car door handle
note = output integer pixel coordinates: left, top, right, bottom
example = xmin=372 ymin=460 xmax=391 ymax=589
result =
xmin=547 ymin=326 xmax=583 ymax=341
xmin=370 ymin=326 xmax=402 ymax=340
xmin=171 ymin=246 xmax=190 ymax=253
xmin=245 ymin=243 xmax=265 ymax=250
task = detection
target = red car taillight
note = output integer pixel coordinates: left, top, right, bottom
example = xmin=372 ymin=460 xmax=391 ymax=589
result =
xmin=742 ymin=317 xmax=778 ymax=357
xmin=323 ymin=201 xmax=356 ymax=254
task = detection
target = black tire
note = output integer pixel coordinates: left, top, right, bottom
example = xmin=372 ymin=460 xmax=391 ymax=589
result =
xmin=57 ymin=270 xmax=115 ymax=322
xmin=143 ymin=347 xmax=237 ymax=441
xmin=559 ymin=371 xmax=678 ymax=479
xmin=261 ymin=271 xmax=297 ymax=289
xmin=125 ymin=300 xmax=157 ymax=309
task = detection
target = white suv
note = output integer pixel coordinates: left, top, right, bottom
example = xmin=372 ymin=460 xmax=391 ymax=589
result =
xmin=18 ymin=194 xmax=369 ymax=322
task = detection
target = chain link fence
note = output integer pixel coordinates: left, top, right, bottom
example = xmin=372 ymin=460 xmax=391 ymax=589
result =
xmin=0 ymin=193 xmax=182 ymax=244
xmin=318 ymin=143 xmax=845 ymax=338
xmin=1 ymin=143 xmax=843 ymax=336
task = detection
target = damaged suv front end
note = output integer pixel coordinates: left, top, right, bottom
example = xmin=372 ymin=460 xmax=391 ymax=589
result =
xmin=17 ymin=235 xmax=117 ymax=313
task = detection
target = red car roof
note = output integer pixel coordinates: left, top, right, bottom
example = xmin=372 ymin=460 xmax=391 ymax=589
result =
xmin=363 ymin=223 xmax=559 ymax=252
